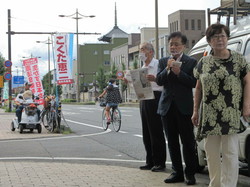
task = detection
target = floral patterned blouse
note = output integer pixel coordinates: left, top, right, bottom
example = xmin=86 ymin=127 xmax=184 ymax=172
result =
xmin=194 ymin=50 xmax=250 ymax=140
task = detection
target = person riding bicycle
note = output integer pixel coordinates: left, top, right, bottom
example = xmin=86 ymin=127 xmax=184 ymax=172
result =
xmin=98 ymin=78 xmax=122 ymax=124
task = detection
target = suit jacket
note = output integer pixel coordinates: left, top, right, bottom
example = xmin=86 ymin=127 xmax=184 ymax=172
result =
xmin=156 ymin=54 xmax=197 ymax=116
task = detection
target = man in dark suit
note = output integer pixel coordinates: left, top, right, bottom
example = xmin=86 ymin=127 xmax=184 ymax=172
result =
xmin=156 ymin=32 xmax=197 ymax=185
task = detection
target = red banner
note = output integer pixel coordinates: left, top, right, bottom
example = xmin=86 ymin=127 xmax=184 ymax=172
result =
xmin=23 ymin=58 xmax=44 ymax=105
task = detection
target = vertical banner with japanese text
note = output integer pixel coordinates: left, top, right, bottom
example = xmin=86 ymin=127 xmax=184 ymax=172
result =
xmin=53 ymin=33 xmax=74 ymax=85
xmin=23 ymin=58 xmax=44 ymax=105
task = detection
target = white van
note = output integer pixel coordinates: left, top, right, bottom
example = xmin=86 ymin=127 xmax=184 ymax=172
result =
xmin=188 ymin=16 xmax=250 ymax=176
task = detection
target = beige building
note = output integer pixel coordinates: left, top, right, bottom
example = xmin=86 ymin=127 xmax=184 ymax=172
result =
xmin=168 ymin=10 xmax=206 ymax=52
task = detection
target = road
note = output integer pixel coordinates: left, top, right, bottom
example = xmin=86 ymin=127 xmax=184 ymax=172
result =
xmin=0 ymin=104 xmax=249 ymax=187
xmin=0 ymin=104 xmax=159 ymax=167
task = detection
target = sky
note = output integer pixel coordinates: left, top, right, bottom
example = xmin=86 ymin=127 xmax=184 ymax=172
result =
xmin=0 ymin=0 xmax=220 ymax=77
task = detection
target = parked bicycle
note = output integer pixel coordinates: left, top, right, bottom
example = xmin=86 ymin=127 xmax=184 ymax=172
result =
xmin=98 ymin=97 xmax=122 ymax=132
xmin=41 ymin=96 xmax=61 ymax=132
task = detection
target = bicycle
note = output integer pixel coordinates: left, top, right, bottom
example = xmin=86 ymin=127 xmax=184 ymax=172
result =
xmin=99 ymin=98 xmax=121 ymax=132
xmin=41 ymin=96 xmax=61 ymax=132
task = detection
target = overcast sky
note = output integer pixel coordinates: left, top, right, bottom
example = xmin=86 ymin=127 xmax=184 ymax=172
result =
xmin=0 ymin=0 xmax=220 ymax=76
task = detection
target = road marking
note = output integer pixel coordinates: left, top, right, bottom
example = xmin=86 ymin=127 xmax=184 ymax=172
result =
xmin=66 ymin=119 xmax=103 ymax=129
xmin=118 ymin=130 xmax=127 ymax=133
xmin=134 ymin=134 xmax=142 ymax=138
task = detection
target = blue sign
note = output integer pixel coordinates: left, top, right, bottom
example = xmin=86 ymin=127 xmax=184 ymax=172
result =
xmin=4 ymin=60 xmax=12 ymax=67
xmin=13 ymin=76 xmax=24 ymax=84
xmin=4 ymin=72 xmax=12 ymax=80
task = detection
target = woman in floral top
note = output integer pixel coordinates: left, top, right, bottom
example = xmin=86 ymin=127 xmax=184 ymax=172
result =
xmin=191 ymin=23 xmax=250 ymax=187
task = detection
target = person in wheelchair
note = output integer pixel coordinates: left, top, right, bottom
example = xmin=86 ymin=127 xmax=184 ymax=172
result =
xmin=15 ymin=82 xmax=41 ymax=123
xmin=98 ymin=78 xmax=122 ymax=124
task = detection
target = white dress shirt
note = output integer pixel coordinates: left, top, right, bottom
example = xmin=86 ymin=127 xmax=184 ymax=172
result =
xmin=142 ymin=58 xmax=163 ymax=92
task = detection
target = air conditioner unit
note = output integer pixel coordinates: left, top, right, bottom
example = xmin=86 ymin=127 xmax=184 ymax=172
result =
xmin=239 ymin=0 xmax=250 ymax=7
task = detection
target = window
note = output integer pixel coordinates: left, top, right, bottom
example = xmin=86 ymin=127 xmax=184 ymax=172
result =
xmin=192 ymin=40 xmax=196 ymax=47
xmin=160 ymin=47 xmax=164 ymax=59
xmin=244 ymin=40 xmax=250 ymax=63
xmin=103 ymin=50 xmax=110 ymax=55
xmin=185 ymin=19 xmax=189 ymax=30
xmin=191 ymin=19 xmax=195 ymax=30
xmin=103 ymin=61 xmax=110 ymax=66
xmin=186 ymin=40 xmax=189 ymax=48
xmin=197 ymin=19 xmax=201 ymax=30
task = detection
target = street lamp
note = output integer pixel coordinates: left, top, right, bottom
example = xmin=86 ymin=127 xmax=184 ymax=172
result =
xmin=59 ymin=9 xmax=95 ymax=102
xmin=36 ymin=37 xmax=52 ymax=95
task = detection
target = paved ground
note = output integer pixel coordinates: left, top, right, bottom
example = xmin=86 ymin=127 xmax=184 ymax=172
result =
xmin=0 ymin=108 xmax=249 ymax=187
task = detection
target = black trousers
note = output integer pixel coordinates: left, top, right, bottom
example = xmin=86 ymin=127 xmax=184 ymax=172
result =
xmin=140 ymin=91 xmax=166 ymax=166
xmin=161 ymin=101 xmax=196 ymax=176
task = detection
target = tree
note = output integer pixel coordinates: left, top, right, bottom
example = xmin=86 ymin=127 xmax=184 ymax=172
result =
xmin=0 ymin=53 xmax=5 ymax=75
xmin=42 ymin=72 xmax=52 ymax=95
xmin=96 ymin=67 xmax=107 ymax=93
xmin=42 ymin=72 xmax=62 ymax=97
xmin=133 ymin=59 xmax=139 ymax=69
xmin=109 ymin=63 xmax=118 ymax=79
xmin=121 ymin=62 xmax=127 ymax=92
xmin=0 ymin=53 xmax=6 ymax=97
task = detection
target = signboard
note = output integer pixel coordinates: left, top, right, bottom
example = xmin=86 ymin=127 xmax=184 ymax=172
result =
xmin=53 ymin=33 xmax=74 ymax=85
xmin=4 ymin=72 xmax=12 ymax=80
xmin=13 ymin=76 xmax=24 ymax=84
xmin=0 ymin=76 xmax=3 ymax=88
xmin=3 ymin=82 xmax=9 ymax=99
xmin=4 ymin=60 xmax=12 ymax=68
xmin=23 ymin=58 xmax=44 ymax=105
xmin=116 ymin=71 xmax=124 ymax=79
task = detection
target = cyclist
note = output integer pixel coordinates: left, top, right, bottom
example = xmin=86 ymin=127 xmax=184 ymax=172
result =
xmin=98 ymin=78 xmax=122 ymax=124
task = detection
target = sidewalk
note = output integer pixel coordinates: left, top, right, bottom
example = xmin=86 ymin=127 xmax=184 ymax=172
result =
xmin=0 ymin=108 xmax=248 ymax=187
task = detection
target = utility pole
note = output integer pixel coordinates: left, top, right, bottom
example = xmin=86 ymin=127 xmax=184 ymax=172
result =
xmin=7 ymin=9 xmax=12 ymax=111
xmin=155 ymin=0 xmax=159 ymax=59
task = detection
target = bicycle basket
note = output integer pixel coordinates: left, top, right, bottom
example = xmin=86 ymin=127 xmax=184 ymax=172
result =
xmin=99 ymin=98 xmax=106 ymax=107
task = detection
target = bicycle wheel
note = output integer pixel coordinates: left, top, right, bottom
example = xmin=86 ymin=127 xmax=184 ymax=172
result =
xmin=112 ymin=108 xmax=121 ymax=132
xmin=102 ymin=108 xmax=109 ymax=131
xmin=43 ymin=111 xmax=54 ymax=132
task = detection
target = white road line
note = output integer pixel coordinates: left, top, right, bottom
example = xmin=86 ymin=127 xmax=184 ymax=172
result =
xmin=118 ymin=130 xmax=127 ymax=133
xmin=66 ymin=119 xmax=103 ymax=129
xmin=134 ymin=134 xmax=143 ymax=138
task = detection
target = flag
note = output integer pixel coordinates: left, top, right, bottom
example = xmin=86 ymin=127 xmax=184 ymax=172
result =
xmin=23 ymin=58 xmax=44 ymax=105
xmin=53 ymin=33 xmax=74 ymax=85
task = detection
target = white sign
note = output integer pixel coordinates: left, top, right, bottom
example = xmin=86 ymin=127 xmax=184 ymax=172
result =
xmin=54 ymin=33 xmax=74 ymax=85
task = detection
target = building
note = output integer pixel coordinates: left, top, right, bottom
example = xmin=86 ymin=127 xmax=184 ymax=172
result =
xmin=61 ymin=3 xmax=128 ymax=101
xmin=61 ymin=9 xmax=206 ymax=102
xmin=168 ymin=10 xmax=206 ymax=52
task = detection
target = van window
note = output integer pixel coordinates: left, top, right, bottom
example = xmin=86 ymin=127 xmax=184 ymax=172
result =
xmin=227 ymin=42 xmax=242 ymax=52
xmin=189 ymin=48 xmax=206 ymax=61
xmin=244 ymin=40 xmax=250 ymax=63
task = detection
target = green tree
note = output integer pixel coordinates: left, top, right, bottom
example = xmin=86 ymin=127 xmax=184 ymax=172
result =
xmin=52 ymin=84 xmax=62 ymax=97
xmin=109 ymin=63 xmax=118 ymax=79
xmin=0 ymin=53 xmax=5 ymax=75
xmin=42 ymin=72 xmax=53 ymax=95
xmin=0 ymin=53 xmax=6 ymax=97
xmin=96 ymin=67 xmax=107 ymax=93
xmin=121 ymin=62 xmax=127 ymax=92
xmin=133 ymin=59 xmax=139 ymax=69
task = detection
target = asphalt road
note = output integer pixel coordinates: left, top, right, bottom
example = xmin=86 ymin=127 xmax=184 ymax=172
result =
xmin=0 ymin=104 xmax=249 ymax=186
